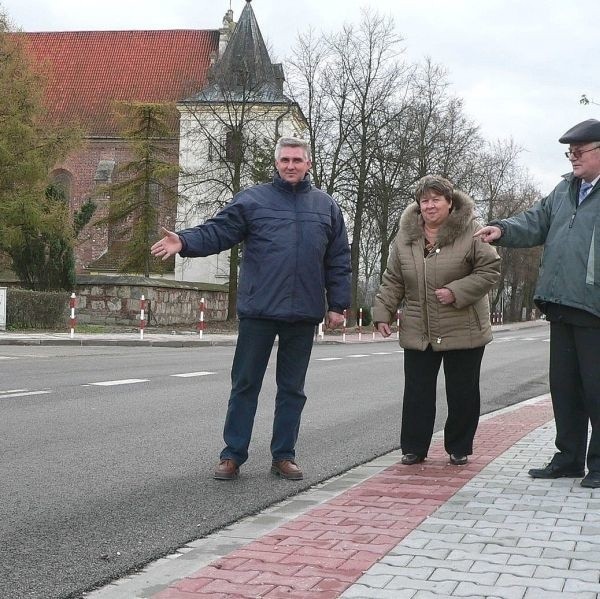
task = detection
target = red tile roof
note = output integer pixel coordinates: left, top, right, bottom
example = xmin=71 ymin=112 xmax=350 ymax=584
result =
xmin=15 ymin=30 xmax=220 ymax=136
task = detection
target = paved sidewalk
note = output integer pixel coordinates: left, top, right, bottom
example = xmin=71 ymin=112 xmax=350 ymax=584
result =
xmin=0 ymin=319 xmax=546 ymax=347
xmin=82 ymin=391 xmax=600 ymax=599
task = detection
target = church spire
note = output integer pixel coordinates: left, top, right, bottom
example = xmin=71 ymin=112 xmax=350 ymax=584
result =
xmin=189 ymin=0 xmax=287 ymax=103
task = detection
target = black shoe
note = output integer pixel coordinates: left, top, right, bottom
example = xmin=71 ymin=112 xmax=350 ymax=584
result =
xmin=401 ymin=453 xmax=425 ymax=465
xmin=449 ymin=454 xmax=468 ymax=466
xmin=528 ymin=463 xmax=585 ymax=479
xmin=581 ymin=472 xmax=600 ymax=488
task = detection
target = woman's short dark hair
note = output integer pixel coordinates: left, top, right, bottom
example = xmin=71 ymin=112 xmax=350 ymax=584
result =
xmin=414 ymin=175 xmax=454 ymax=203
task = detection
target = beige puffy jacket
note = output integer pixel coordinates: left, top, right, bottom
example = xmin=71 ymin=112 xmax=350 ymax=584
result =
xmin=373 ymin=191 xmax=501 ymax=351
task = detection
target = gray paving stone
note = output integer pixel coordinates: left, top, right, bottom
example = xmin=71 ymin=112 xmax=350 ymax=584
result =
xmin=516 ymin=537 xmax=575 ymax=550
xmin=386 ymin=547 xmax=450 ymax=560
xmin=535 ymin=564 xmax=599 ymax=582
xmin=341 ymin=585 xmax=416 ymax=598
xmin=482 ymin=543 xmax=543 ymax=558
xmin=541 ymin=547 xmax=599 ymax=561
xmin=523 ymin=590 xmax=597 ymax=599
xmin=424 ymin=540 xmax=486 ymax=553
xmin=506 ymin=554 xmax=569 ymax=569
xmin=409 ymin=556 xmax=474 ymax=572
xmin=409 ymin=531 xmax=466 ymax=544
xmin=447 ymin=549 xmax=509 ymax=565
xmin=353 ymin=573 xmax=393 ymax=588
xmin=496 ymin=572 xmax=564 ymax=591
xmin=563 ymin=578 xmax=600 ymax=593
xmin=384 ymin=578 xmax=458 ymax=594
xmin=412 ymin=593 xmax=480 ymax=599
xmin=378 ymin=554 xmax=413 ymax=567
xmin=469 ymin=561 xmax=535 ymax=577
xmin=452 ymin=581 xmax=526 ymax=598
xmin=575 ymin=540 xmax=600 ymax=551
xmin=366 ymin=563 xmax=434 ymax=580
xmin=568 ymin=557 xmax=600 ymax=571
xmin=428 ymin=567 xmax=499 ymax=585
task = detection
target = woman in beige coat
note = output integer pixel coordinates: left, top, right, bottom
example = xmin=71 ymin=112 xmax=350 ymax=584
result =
xmin=373 ymin=175 xmax=501 ymax=466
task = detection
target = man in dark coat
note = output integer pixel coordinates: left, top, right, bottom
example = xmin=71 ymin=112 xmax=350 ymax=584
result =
xmin=151 ymin=137 xmax=351 ymax=481
xmin=476 ymin=119 xmax=600 ymax=488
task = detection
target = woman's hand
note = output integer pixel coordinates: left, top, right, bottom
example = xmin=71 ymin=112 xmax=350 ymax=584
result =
xmin=435 ymin=287 xmax=455 ymax=305
xmin=376 ymin=322 xmax=392 ymax=338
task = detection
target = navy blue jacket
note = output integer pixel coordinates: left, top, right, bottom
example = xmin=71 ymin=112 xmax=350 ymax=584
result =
xmin=177 ymin=174 xmax=351 ymax=323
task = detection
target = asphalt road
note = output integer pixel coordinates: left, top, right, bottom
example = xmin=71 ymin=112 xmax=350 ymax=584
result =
xmin=0 ymin=325 xmax=550 ymax=599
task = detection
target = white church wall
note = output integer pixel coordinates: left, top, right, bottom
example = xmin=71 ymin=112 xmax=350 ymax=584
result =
xmin=174 ymin=104 xmax=307 ymax=284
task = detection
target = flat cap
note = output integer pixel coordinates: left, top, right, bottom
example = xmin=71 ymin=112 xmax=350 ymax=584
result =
xmin=558 ymin=118 xmax=600 ymax=143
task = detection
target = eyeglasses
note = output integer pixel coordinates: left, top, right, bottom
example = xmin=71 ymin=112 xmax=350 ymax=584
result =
xmin=564 ymin=145 xmax=600 ymax=159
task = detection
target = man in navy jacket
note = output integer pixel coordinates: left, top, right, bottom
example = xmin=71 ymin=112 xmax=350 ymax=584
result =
xmin=151 ymin=137 xmax=351 ymax=480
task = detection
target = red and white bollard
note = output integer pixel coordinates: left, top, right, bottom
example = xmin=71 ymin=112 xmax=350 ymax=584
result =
xmin=342 ymin=309 xmax=347 ymax=343
xmin=197 ymin=297 xmax=205 ymax=339
xmin=317 ymin=319 xmax=324 ymax=341
xmin=139 ymin=295 xmax=146 ymax=340
xmin=69 ymin=292 xmax=76 ymax=338
xmin=396 ymin=309 xmax=401 ymax=339
xmin=358 ymin=307 xmax=363 ymax=341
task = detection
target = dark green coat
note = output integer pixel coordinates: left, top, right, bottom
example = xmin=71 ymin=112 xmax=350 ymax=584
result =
xmin=493 ymin=173 xmax=600 ymax=319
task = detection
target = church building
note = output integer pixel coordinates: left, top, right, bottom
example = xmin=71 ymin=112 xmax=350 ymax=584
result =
xmin=17 ymin=0 xmax=306 ymax=284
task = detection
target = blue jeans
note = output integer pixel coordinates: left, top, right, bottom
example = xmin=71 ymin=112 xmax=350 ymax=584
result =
xmin=220 ymin=318 xmax=315 ymax=465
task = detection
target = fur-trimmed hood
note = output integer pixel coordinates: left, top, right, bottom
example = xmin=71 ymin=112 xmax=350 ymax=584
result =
xmin=399 ymin=189 xmax=476 ymax=247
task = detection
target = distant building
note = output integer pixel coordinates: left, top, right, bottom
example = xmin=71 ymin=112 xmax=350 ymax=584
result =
xmin=16 ymin=0 xmax=306 ymax=283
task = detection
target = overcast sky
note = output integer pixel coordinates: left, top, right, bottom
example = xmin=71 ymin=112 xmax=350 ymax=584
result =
xmin=2 ymin=0 xmax=598 ymax=193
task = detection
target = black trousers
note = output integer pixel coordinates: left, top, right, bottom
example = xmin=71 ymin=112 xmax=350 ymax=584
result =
xmin=401 ymin=345 xmax=485 ymax=457
xmin=548 ymin=321 xmax=600 ymax=473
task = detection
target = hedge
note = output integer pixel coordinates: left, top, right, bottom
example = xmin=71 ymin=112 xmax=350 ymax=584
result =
xmin=7 ymin=289 xmax=70 ymax=329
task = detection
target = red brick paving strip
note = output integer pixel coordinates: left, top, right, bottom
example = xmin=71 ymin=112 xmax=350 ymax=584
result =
xmin=154 ymin=399 xmax=553 ymax=598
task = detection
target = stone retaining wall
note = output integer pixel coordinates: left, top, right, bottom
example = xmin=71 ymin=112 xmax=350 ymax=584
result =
xmin=74 ymin=275 xmax=228 ymax=326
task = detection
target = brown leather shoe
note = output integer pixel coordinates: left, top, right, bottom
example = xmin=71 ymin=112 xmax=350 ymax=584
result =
xmin=271 ymin=460 xmax=303 ymax=480
xmin=213 ymin=459 xmax=239 ymax=480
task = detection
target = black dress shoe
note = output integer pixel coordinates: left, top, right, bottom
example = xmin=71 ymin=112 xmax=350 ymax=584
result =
xmin=401 ymin=453 xmax=425 ymax=465
xmin=449 ymin=454 xmax=468 ymax=466
xmin=528 ymin=463 xmax=585 ymax=479
xmin=581 ymin=472 xmax=600 ymax=488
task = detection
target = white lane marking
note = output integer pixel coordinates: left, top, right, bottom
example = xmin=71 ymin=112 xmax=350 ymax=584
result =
xmin=0 ymin=356 xmax=18 ymax=360
xmin=371 ymin=352 xmax=393 ymax=355
xmin=1 ymin=389 xmax=28 ymax=393
xmin=0 ymin=390 xmax=52 ymax=398
xmin=316 ymin=357 xmax=343 ymax=361
xmin=89 ymin=379 xmax=149 ymax=386
xmin=171 ymin=371 xmax=216 ymax=378
xmin=347 ymin=354 xmax=370 ymax=358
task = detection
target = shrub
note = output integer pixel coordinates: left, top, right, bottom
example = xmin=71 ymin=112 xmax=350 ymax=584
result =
xmin=7 ymin=288 xmax=70 ymax=329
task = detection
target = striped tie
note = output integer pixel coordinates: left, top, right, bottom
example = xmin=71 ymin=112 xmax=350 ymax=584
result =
xmin=579 ymin=182 xmax=593 ymax=204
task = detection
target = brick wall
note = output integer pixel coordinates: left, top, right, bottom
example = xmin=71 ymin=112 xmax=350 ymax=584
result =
xmin=54 ymin=138 xmax=179 ymax=272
